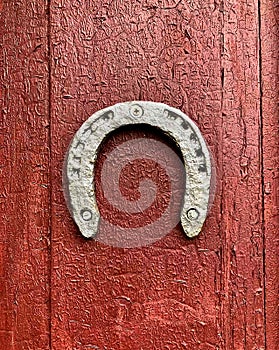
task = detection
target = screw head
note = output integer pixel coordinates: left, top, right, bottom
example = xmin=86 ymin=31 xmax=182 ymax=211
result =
xmin=130 ymin=104 xmax=143 ymax=118
xmin=81 ymin=209 xmax=93 ymax=221
xmin=186 ymin=208 xmax=200 ymax=221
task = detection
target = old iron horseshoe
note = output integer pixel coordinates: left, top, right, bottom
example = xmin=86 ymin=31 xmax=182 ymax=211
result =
xmin=63 ymin=101 xmax=212 ymax=239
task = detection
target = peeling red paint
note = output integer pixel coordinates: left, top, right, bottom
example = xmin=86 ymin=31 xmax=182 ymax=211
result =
xmin=0 ymin=0 xmax=277 ymax=349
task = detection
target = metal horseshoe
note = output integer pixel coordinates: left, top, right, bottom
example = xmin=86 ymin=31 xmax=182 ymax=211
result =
xmin=63 ymin=101 xmax=212 ymax=239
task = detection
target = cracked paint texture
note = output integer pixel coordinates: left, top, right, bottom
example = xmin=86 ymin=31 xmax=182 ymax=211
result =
xmin=0 ymin=0 xmax=277 ymax=349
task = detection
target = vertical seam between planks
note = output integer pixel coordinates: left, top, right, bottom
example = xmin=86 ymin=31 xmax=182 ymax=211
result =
xmin=257 ymin=0 xmax=267 ymax=348
xmin=47 ymin=0 xmax=53 ymax=348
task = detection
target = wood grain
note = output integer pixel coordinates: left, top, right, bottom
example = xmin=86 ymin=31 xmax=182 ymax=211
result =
xmin=0 ymin=0 xmax=276 ymax=348
xmin=221 ymin=0 xmax=265 ymax=348
xmin=50 ymin=0 xmax=266 ymax=349
xmin=0 ymin=1 xmax=51 ymax=349
xmin=50 ymin=1 xmax=223 ymax=349
xmin=260 ymin=0 xmax=279 ymax=348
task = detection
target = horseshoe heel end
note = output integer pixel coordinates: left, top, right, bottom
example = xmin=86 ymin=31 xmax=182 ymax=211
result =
xmin=181 ymin=215 xmax=205 ymax=238
xmin=64 ymin=161 xmax=101 ymax=238
xmin=181 ymin=210 xmax=207 ymax=238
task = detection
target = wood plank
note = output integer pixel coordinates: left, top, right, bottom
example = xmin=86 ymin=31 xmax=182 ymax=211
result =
xmin=0 ymin=1 xmax=51 ymax=349
xmin=260 ymin=0 xmax=279 ymax=347
xmin=50 ymin=0 xmax=264 ymax=348
xmin=220 ymin=0 xmax=265 ymax=348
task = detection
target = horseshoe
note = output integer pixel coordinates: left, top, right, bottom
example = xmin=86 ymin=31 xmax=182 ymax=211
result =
xmin=63 ymin=101 xmax=212 ymax=239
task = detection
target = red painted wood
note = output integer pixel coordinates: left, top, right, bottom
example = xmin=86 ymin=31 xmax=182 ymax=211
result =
xmin=0 ymin=0 xmax=277 ymax=348
xmin=220 ymin=0 xmax=266 ymax=348
xmin=50 ymin=1 xmax=223 ymax=348
xmin=94 ymin=125 xmax=184 ymax=235
xmin=261 ymin=0 xmax=279 ymax=347
xmin=50 ymin=1 xmax=267 ymax=349
xmin=0 ymin=0 xmax=51 ymax=349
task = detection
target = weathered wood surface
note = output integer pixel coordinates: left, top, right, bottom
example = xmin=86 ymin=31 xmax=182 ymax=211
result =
xmin=261 ymin=0 xmax=279 ymax=348
xmin=221 ymin=0 xmax=265 ymax=348
xmin=0 ymin=0 xmax=277 ymax=349
xmin=50 ymin=0 xmax=266 ymax=349
xmin=0 ymin=1 xmax=51 ymax=349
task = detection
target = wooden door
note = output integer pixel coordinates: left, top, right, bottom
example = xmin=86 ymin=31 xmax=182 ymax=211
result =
xmin=0 ymin=0 xmax=278 ymax=349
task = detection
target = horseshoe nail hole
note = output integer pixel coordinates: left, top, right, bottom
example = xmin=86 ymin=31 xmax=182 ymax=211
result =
xmin=130 ymin=105 xmax=143 ymax=118
xmin=81 ymin=209 xmax=93 ymax=221
xmin=187 ymin=208 xmax=200 ymax=221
